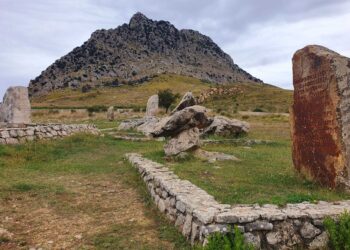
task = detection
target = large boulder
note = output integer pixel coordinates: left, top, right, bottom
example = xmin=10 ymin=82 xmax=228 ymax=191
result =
xmin=145 ymin=94 xmax=159 ymax=117
xmin=171 ymin=92 xmax=196 ymax=113
xmin=118 ymin=118 xmax=146 ymax=130
xmin=291 ymin=45 xmax=350 ymax=189
xmin=136 ymin=116 xmax=159 ymax=136
xmin=0 ymin=86 xmax=31 ymax=124
xmin=202 ymin=116 xmax=249 ymax=137
xmin=107 ymin=106 xmax=115 ymax=121
xmin=151 ymin=105 xmax=212 ymax=137
xmin=164 ymin=128 xmax=200 ymax=156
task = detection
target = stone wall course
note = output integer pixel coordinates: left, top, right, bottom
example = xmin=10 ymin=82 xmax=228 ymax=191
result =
xmin=126 ymin=153 xmax=350 ymax=249
xmin=0 ymin=124 xmax=99 ymax=144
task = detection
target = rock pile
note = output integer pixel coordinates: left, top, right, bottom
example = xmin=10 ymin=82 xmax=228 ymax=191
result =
xmin=0 ymin=86 xmax=31 ymax=124
xmin=197 ymin=86 xmax=243 ymax=104
xmin=119 ymin=92 xmax=249 ymax=158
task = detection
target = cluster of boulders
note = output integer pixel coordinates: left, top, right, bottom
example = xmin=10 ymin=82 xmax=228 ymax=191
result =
xmin=119 ymin=92 xmax=249 ymax=158
xmin=197 ymin=86 xmax=243 ymax=103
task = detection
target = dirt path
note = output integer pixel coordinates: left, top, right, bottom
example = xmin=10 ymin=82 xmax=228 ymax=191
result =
xmin=0 ymin=174 xmax=176 ymax=249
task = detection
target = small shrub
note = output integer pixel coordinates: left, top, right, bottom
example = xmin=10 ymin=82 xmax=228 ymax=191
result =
xmin=48 ymin=109 xmax=59 ymax=114
xmin=252 ymin=107 xmax=264 ymax=112
xmin=81 ymin=84 xmax=92 ymax=93
xmin=324 ymin=211 xmax=350 ymax=250
xmin=158 ymin=89 xmax=180 ymax=113
xmin=204 ymin=226 xmax=253 ymax=250
xmin=87 ymin=105 xmax=107 ymax=113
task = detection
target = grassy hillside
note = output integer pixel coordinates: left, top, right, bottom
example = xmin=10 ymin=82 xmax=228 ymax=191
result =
xmin=31 ymin=74 xmax=293 ymax=113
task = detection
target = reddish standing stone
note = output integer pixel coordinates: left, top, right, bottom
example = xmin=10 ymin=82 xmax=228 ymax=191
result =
xmin=291 ymin=45 xmax=350 ymax=189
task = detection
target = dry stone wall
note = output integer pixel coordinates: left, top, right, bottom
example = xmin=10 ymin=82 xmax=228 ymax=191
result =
xmin=126 ymin=153 xmax=350 ymax=249
xmin=0 ymin=124 xmax=99 ymax=145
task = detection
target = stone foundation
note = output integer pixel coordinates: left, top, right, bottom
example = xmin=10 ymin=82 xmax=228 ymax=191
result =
xmin=0 ymin=124 xmax=99 ymax=145
xmin=126 ymin=153 xmax=350 ymax=249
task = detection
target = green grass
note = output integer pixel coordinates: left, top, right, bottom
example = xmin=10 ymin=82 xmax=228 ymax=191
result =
xmin=31 ymin=74 xmax=211 ymax=109
xmin=0 ymin=134 xmax=191 ymax=249
xmin=30 ymin=74 xmax=292 ymax=115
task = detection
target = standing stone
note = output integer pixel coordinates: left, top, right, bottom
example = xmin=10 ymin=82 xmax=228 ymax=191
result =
xmin=171 ymin=92 xmax=196 ymax=113
xmin=0 ymin=86 xmax=31 ymax=124
xmin=145 ymin=94 xmax=159 ymax=117
xmin=291 ymin=45 xmax=350 ymax=189
xmin=107 ymin=106 xmax=115 ymax=121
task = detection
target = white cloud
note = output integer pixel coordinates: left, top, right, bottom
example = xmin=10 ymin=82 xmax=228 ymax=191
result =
xmin=0 ymin=0 xmax=349 ymax=97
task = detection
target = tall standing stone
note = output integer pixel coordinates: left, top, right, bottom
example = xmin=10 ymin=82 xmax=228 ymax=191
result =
xmin=0 ymin=86 xmax=31 ymax=124
xmin=145 ymin=94 xmax=159 ymax=117
xmin=107 ymin=106 xmax=115 ymax=121
xmin=291 ymin=45 xmax=350 ymax=189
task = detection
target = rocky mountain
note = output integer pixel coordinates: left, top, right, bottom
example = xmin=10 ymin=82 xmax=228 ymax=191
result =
xmin=28 ymin=12 xmax=262 ymax=97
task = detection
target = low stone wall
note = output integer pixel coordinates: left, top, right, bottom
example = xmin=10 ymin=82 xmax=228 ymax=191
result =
xmin=0 ymin=124 xmax=99 ymax=145
xmin=126 ymin=153 xmax=350 ymax=249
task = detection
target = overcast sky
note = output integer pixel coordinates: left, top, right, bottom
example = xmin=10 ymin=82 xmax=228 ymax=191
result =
xmin=1 ymin=0 xmax=350 ymax=97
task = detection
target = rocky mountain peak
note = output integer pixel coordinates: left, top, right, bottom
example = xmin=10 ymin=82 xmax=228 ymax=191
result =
xmin=28 ymin=12 xmax=263 ymax=97
xmin=129 ymin=12 xmax=151 ymax=28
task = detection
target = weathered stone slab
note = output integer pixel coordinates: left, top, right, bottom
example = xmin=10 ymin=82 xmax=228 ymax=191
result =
xmin=291 ymin=45 xmax=350 ymax=189
xmin=164 ymin=128 xmax=200 ymax=156
xmin=145 ymin=94 xmax=159 ymax=117
xmin=0 ymin=86 xmax=31 ymax=124
xmin=171 ymin=92 xmax=196 ymax=113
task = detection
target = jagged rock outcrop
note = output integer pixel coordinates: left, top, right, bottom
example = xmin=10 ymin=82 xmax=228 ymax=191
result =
xmin=28 ymin=12 xmax=262 ymax=97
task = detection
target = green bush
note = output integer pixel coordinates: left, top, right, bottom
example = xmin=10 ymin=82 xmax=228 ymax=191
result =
xmin=204 ymin=226 xmax=253 ymax=250
xmin=324 ymin=211 xmax=350 ymax=250
xmin=252 ymin=107 xmax=264 ymax=112
xmin=87 ymin=105 xmax=107 ymax=113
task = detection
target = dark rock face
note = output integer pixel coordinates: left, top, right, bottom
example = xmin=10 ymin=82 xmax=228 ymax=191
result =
xmin=28 ymin=12 xmax=262 ymax=96
xmin=291 ymin=45 xmax=350 ymax=189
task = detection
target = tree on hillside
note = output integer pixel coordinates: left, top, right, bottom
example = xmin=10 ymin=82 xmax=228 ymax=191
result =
xmin=158 ymin=89 xmax=180 ymax=113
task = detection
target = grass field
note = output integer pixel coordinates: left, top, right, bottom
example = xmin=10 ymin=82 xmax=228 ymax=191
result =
xmin=0 ymin=135 xmax=191 ymax=249
xmin=30 ymin=74 xmax=292 ymax=114
xmin=2 ymin=114 xmax=350 ymax=249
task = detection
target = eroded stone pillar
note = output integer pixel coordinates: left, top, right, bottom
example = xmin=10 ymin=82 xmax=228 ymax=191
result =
xmin=291 ymin=45 xmax=350 ymax=189
xmin=0 ymin=86 xmax=31 ymax=124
